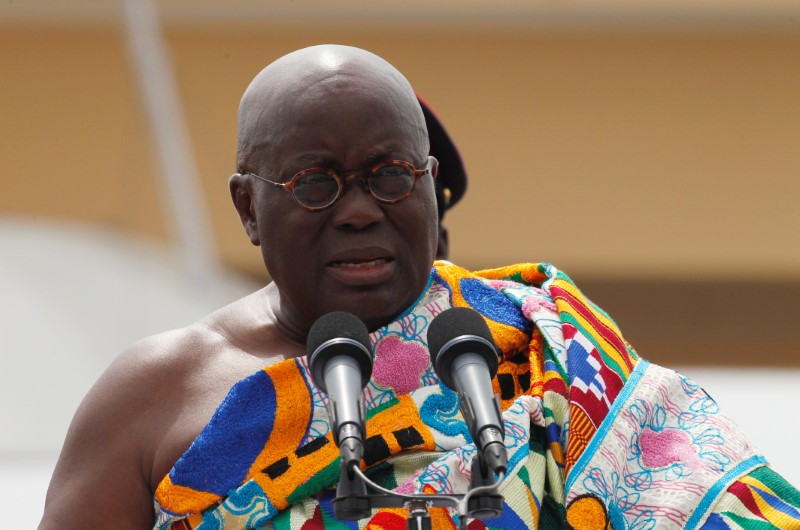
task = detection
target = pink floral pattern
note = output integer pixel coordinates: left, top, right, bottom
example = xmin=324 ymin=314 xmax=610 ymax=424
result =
xmin=639 ymin=427 xmax=701 ymax=471
xmin=522 ymin=292 xmax=558 ymax=316
xmin=372 ymin=334 xmax=430 ymax=395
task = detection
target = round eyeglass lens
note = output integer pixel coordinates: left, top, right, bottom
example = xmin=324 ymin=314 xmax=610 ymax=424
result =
xmin=369 ymin=164 xmax=415 ymax=200
xmin=293 ymin=172 xmax=341 ymax=208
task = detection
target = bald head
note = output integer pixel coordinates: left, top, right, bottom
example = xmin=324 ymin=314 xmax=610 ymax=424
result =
xmin=237 ymin=45 xmax=428 ymax=172
xmin=229 ymin=46 xmax=440 ymax=334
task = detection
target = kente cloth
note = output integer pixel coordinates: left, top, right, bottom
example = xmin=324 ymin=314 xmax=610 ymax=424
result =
xmin=153 ymin=262 xmax=800 ymax=530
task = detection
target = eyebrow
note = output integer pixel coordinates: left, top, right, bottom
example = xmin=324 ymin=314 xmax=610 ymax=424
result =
xmin=363 ymin=149 xmax=398 ymax=166
xmin=292 ymin=147 xmax=408 ymax=170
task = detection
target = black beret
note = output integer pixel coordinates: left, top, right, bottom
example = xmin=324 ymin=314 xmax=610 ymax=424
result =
xmin=418 ymin=95 xmax=467 ymax=220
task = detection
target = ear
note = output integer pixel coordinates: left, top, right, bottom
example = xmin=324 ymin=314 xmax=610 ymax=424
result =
xmin=429 ymin=155 xmax=439 ymax=179
xmin=229 ymin=173 xmax=261 ymax=246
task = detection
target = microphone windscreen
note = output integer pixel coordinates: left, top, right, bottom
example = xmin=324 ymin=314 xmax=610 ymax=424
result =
xmin=427 ymin=307 xmax=499 ymax=387
xmin=307 ymin=311 xmax=372 ymax=355
xmin=306 ymin=312 xmax=373 ymax=389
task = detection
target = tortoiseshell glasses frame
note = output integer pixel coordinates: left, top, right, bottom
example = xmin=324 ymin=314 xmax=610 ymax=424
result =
xmin=238 ymin=158 xmax=433 ymax=211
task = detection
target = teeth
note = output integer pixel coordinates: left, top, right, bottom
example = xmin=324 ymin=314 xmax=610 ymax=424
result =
xmin=333 ymin=258 xmax=388 ymax=269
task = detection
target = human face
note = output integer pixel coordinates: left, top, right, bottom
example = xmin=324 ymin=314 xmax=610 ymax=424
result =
xmin=245 ymin=87 xmax=439 ymax=333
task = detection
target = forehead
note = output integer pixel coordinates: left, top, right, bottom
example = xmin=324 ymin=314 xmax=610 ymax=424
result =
xmin=246 ymin=75 xmax=427 ymax=172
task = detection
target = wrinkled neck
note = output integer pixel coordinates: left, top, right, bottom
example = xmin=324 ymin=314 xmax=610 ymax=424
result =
xmin=265 ymin=283 xmax=309 ymax=347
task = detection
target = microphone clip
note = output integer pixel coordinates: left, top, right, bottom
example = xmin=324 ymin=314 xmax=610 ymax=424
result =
xmin=459 ymin=391 xmax=504 ymax=443
xmin=459 ymin=391 xmax=508 ymax=475
xmin=333 ymin=454 xmax=505 ymax=530
xmin=327 ymin=397 xmax=367 ymax=468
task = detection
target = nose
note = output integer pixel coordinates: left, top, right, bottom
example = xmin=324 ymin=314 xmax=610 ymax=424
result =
xmin=329 ymin=177 xmax=385 ymax=230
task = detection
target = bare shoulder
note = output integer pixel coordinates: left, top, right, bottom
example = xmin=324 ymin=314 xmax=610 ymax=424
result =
xmin=38 ymin=325 xmax=208 ymax=528
xmin=40 ymin=286 xmax=301 ymax=529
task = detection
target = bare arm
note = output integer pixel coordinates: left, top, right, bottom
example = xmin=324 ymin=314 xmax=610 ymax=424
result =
xmin=38 ymin=335 xmax=182 ymax=530
xmin=39 ymin=291 xmax=291 ymax=529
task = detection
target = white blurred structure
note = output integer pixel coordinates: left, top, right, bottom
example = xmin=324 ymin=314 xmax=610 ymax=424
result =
xmin=0 ymin=218 xmax=259 ymax=528
xmin=2 ymin=218 xmax=798 ymax=528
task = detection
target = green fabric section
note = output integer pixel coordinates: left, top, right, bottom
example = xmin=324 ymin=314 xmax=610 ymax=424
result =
xmin=366 ymin=461 xmax=398 ymax=490
xmin=539 ymin=494 xmax=566 ymax=528
xmin=749 ymin=465 xmax=800 ymax=506
xmin=541 ymin=340 xmax=567 ymax=381
xmin=555 ymin=270 xmax=573 ymax=284
xmin=506 ymin=271 xmax=527 ymax=284
xmin=542 ymin=403 xmax=563 ymax=433
xmin=626 ymin=344 xmax=640 ymax=362
xmin=723 ymin=512 xmax=784 ymax=530
xmin=366 ymin=397 xmax=398 ymax=420
xmin=272 ymin=507 xmax=292 ymax=530
xmin=518 ymin=464 xmax=530 ymax=487
xmin=321 ymin=508 xmax=354 ymax=529
xmin=285 ymin=458 xmax=340 ymax=505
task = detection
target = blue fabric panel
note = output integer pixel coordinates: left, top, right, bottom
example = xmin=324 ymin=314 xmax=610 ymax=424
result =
xmin=169 ymin=369 xmax=277 ymax=495
xmin=459 ymin=278 xmax=532 ymax=334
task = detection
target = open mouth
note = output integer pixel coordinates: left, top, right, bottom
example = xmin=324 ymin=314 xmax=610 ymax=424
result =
xmin=326 ymin=255 xmax=395 ymax=286
xmin=328 ymin=258 xmax=391 ymax=269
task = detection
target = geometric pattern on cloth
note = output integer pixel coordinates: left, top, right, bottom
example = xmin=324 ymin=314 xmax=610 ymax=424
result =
xmin=699 ymin=466 xmax=800 ymax=529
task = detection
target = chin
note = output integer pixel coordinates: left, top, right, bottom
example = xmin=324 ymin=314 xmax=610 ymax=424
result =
xmin=335 ymin=304 xmax=396 ymax=332
xmin=326 ymin=290 xmax=412 ymax=332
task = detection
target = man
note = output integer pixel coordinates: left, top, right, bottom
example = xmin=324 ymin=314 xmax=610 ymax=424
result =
xmin=40 ymin=45 xmax=799 ymax=529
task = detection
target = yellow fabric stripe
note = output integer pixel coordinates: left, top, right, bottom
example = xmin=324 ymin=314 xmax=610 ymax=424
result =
xmin=472 ymin=263 xmax=548 ymax=285
xmin=154 ymin=474 xmax=222 ymax=515
xmin=248 ymin=361 xmax=317 ymax=507
xmin=551 ymin=278 xmax=633 ymax=378
xmin=743 ymin=476 xmax=800 ymax=526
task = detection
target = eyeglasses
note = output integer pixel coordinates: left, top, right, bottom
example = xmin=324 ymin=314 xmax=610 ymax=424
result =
xmin=239 ymin=159 xmax=432 ymax=211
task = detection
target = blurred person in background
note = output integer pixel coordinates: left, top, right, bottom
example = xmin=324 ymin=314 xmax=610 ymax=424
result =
xmin=417 ymin=94 xmax=467 ymax=261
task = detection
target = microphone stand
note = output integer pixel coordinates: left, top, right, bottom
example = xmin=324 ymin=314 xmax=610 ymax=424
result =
xmin=333 ymin=452 xmax=505 ymax=530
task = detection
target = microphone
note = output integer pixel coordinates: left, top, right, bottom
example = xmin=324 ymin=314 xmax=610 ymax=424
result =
xmin=427 ymin=307 xmax=507 ymax=475
xmin=307 ymin=312 xmax=374 ymax=468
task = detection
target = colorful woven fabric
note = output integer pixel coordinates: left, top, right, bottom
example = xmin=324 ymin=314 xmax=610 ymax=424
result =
xmin=699 ymin=467 xmax=800 ymax=529
xmin=153 ymin=261 xmax=799 ymax=529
